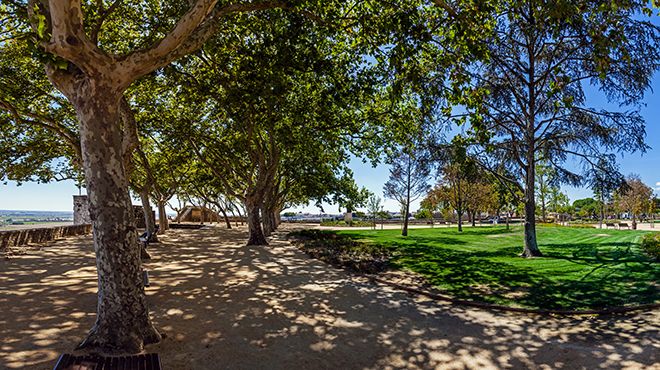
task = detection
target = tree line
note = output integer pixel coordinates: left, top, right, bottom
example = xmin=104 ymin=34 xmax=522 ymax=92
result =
xmin=1 ymin=0 xmax=658 ymax=354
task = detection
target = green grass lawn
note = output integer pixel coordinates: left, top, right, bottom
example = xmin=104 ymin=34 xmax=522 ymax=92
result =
xmin=335 ymin=226 xmax=659 ymax=310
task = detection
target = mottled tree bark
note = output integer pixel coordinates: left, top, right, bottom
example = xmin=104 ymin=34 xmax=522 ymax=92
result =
xmin=138 ymin=189 xmax=155 ymax=260
xmin=72 ymin=90 xmax=160 ymax=353
xmin=246 ymin=198 xmax=268 ymax=246
xmin=262 ymin=209 xmax=273 ymax=237
xmin=218 ymin=206 xmax=232 ymax=229
xmin=157 ymin=201 xmax=169 ymax=232
xmin=139 ymin=189 xmax=158 ymax=242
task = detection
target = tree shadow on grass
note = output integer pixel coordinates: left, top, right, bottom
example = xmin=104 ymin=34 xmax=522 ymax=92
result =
xmin=360 ymin=237 xmax=659 ymax=310
xmin=1 ymin=225 xmax=658 ymax=369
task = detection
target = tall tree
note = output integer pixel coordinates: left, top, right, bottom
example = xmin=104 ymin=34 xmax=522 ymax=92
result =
xmin=467 ymin=0 xmax=660 ymax=256
xmin=384 ymin=148 xmax=430 ymax=236
xmin=8 ymin=0 xmax=336 ymax=353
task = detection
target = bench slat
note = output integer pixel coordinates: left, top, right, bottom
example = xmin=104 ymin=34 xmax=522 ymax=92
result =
xmin=53 ymin=353 xmax=161 ymax=370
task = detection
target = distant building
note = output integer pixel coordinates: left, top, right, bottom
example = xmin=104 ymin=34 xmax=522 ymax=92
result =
xmin=175 ymin=206 xmax=222 ymax=223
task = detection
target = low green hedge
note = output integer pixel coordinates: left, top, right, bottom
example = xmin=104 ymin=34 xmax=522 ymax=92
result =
xmin=320 ymin=220 xmax=374 ymax=227
xmin=640 ymin=233 xmax=660 ymax=260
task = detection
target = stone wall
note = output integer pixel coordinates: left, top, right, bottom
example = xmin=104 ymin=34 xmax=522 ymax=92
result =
xmin=0 ymin=224 xmax=92 ymax=252
xmin=74 ymin=195 xmax=153 ymax=228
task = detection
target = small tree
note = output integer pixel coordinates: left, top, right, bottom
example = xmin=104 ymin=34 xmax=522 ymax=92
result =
xmin=614 ymin=175 xmax=654 ymax=230
xmin=384 ymin=149 xmax=430 ymax=236
xmin=535 ymin=162 xmax=555 ymax=223
xmin=464 ymin=181 xmax=496 ymax=227
xmin=366 ymin=194 xmax=382 ymax=230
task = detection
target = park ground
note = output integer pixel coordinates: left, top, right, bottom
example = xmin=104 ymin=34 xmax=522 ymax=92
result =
xmin=321 ymin=225 xmax=659 ymax=310
xmin=0 ymin=224 xmax=658 ymax=369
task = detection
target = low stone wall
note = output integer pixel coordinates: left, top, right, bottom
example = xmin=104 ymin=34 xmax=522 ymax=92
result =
xmin=0 ymin=224 xmax=92 ymax=251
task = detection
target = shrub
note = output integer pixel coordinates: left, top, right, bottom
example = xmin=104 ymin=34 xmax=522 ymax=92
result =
xmin=640 ymin=233 xmax=660 ymax=260
xmin=567 ymin=224 xmax=595 ymax=229
xmin=289 ymin=229 xmax=390 ymax=273
xmin=319 ymin=220 xmax=373 ymax=227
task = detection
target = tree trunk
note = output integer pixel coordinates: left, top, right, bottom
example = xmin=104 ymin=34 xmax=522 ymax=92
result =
xmin=138 ymin=190 xmax=154 ymax=260
xmin=262 ymin=205 xmax=273 ymax=237
xmin=506 ymin=211 xmax=510 ymax=230
xmin=275 ymin=210 xmax=281 ymax=227
xmin=402 ymin=203 xmax=410 ymax=237
xmin=218 ymin=206 xmax=232 ymax=229
xmin=632 ymin=213 xmax=637 ymax=230
xmin=73 ymin=91 xmax=160 ymax=353
xmin=522 ymin=167 xmax=542 ymax=257
xmin=139 ymin=190 xmax=157 ymax=243
xmin=457 ymin=210 xmax=463 ymax=232
xmin=246 ymin=199 xmax=268 ymax=245
xmin=541 ymin=200 xmax=547 ymax=223
xmin=157 ymin=201 xmax=168 ymax=232
xmin=471 ymin=211 xmax=476 ymax=227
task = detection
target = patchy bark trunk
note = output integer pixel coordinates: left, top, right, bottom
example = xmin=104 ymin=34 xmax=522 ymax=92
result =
xmin=139 ymin=190 xmax=158 ymax=243
xmin=72 ymin=91 xmax=160 ymax=353
xmin=218 ymin=206 xmax=232 ymax=229
xmin=246 ymin=199 xmax=268 ymax=246
xmin=138 ymin=190 xmax=154 ymax=260
xmin=522 ymin=164 xmax=542 ymax=257
xmin=470 ymin=211 xmax=477 ymax=227
xmin=632 ymin=213 xmax=638 ymax=230
xmin=262 ymin=208 xmax=273 ymax=237
xmin=157 ymin=201 xmax=169 ymax=232
xmin=274 ymin=210 xmax=281 ymax=227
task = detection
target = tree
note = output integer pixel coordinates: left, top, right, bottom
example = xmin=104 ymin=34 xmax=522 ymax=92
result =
xmin=492 ymin=177 xmax=523 ymax=230
xmin=8 ymin=0 xmax=340 ymax=353
xmin=464 ymin=181 xmax=496 ymax=227
xmin=573 ymin=198 xmax=599 ymax=220
xmin=366 ymin=194 xmax=382 ymax=230
xmin=168 ymin=8 xmax=370 ymax=244
xmin=548 ymin=187 xmax=570 ymax=222
xmin=614 ymin=175 xmax=653 ymax=230
xmin=467 ymin=0 xmax=660 ymax=257
xmin=384 ymin=148 xmax=430 ymax=236
xmin=535 ymin=162 xmax=556 ymax=223
xmin=0 ymin=26 xmax=82 ymax=185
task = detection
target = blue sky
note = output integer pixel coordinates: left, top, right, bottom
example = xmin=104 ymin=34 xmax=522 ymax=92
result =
xmin=2 ymin=53 xmax=660 ymax=214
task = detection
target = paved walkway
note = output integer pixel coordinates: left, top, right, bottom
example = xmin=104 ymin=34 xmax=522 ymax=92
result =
xmin=0 ymin=225 xmax=658 ymax=369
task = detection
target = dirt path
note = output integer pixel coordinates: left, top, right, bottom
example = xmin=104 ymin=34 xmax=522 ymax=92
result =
xmin=0 ymin=224 xmax=658 ymax=369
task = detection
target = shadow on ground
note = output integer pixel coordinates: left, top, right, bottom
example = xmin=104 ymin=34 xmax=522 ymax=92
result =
xmin=0 ymin=225 xmax=658 ymax=369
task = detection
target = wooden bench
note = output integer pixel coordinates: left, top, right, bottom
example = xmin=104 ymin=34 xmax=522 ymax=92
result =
xmin=53 ymin=353 xmax=161 ymax=370
xmin=605 ymin=222 xmax=617 ymax=229
xmin=618 ymin=222 xmax=630 ymax=230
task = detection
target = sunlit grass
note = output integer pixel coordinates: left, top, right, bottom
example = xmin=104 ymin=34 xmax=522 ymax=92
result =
xmin=335 ymin=226 xmax=659 ymax=310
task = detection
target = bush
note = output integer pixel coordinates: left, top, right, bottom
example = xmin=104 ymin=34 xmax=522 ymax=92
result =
xmin=288 ymin=229 xmax=390 ymax=274
xmin=319 ymin=220 xmax=373 ymax=227
xmin=567 ymin=224 xmax=595 ymax=229
xmin=640 ymin=233 xmax=660 ymax=260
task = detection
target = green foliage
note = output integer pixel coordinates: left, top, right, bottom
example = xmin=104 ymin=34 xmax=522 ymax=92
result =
xmin=640 ymin=233 xmax=660 ymax=260
xmin=415 ymin=208 xmax=433 ymax=220
xmin=319 ymin=220 xmax=373 ymax=228
xmin=573 ymin=198 xmax=600 ymax=219
xmin=333 ymin=226 xmax=659 ymax=309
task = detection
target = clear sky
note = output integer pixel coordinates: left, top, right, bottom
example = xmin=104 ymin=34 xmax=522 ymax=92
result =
xmin=2 ymin=57 xmax=660 ymax=214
